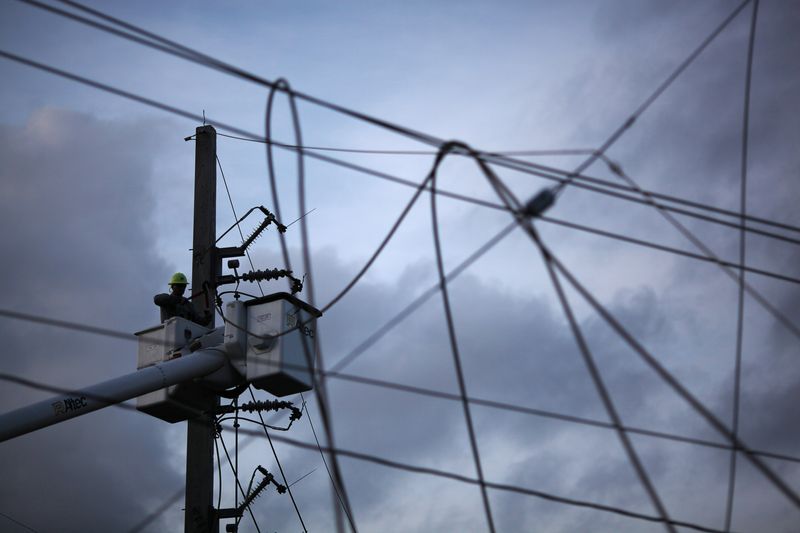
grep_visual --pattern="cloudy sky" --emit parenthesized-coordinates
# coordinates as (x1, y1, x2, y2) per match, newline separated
(1, 0, 799, 532)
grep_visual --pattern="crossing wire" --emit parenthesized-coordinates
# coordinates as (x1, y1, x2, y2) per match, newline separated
(2, 0, 796, 528)
(263, 79, 357, 533)
(300, 393, 358, 531)
(551, 0, 754, 196)
(3, 47, 799, 259)
(429, 143, 497, 532)
(471, 144, 675, 531)
(230, 427, 741, 533)
(20, 0, 761, 214)
(17, 0, 800, 242)
(725, 1, 759, 530)
(215, 154, 265, 297)
(246, 386, 308, 533)
(467, 142, 800, 510)
(599, 155, 800, 341)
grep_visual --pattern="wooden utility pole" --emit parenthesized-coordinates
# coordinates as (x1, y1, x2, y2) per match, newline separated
(186, 124, 218, 533)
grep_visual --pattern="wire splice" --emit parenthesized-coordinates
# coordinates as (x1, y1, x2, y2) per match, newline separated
(522, 188, 556, 218)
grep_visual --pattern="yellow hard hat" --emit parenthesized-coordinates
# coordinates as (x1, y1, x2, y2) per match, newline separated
(169, 272, 189, 286)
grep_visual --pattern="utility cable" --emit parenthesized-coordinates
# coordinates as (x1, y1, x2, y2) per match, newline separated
(725, 2, 759, 530)
(216, 154, 264, 297)
(217, 428, 262, 532)
(219, 129, 800, 241)
(18, 0, 795, 248)
(466, 143, 672, 531)
(470, 139, 800, 510)
(540, 238, 675, 532)
(600, 155, 800, 342)
(246, 386, 308, 532)
(429, 142, 497, 532)
(552, 0, 753, 196)
(264, 79, 357, 533)
(234, 428, 740, 533)
(25, 0, 756, 210)
(130, 430, 263, 533)
(511, 216, 800, 509)
(312, 369, 800, 464)
(218, 131, 596, 157)
(300, 393, 357, 532)
(3, 46, 797, 254)
(330, 220, 516, 373)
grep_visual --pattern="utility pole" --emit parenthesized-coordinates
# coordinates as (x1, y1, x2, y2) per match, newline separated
(185, 124, 218, 533)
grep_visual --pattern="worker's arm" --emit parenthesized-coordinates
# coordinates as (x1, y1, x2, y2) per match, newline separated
(154, 293, 180, 307)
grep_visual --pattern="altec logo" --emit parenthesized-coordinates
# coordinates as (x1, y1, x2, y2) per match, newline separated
(51, 396, 88, 416)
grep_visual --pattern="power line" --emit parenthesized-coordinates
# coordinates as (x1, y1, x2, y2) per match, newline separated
(476, 148, 678, 530)
(246, 386, 308, 532)
(725, 1, 759, 530)
(429, 143, 496, 532)
(434, 140, 800, 511)
(552, 0, 754, 196)
(300, 393, 357, 532)
(600, 156, 800, 342)
(217, 428, 262, 532)
(217, 132, 596, 157)
(468, 142, 800, 507)
(523, 222, 800, 509)
(3, 46, 798, 257)
(215, 154, 264, 297)
(21, 0, 762, 231)
(17, 0, 800, 247)
(263, 79, 356, 533)
(229, 428, 740, 533)
(217, 128, 800, 241)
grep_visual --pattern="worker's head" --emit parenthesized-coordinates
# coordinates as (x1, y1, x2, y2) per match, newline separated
(168, 272, 188, 295)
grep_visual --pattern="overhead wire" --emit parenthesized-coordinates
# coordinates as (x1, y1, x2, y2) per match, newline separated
(263, 78, 357, 533)
(229, 427, 740, 533)
(429, 142, 497, 532)
(2, 0, 795, 527)
(725, 1, 759, 530)
(22, 0, 762, 224)
(217, 132, 597, 157)
(467, 144, 674, 531)
(246, 385, 308, 533)
(3, 46, 799, 257)
(508, 217, 800, 509)
(215, 154, 264, 297)
(466, 135, 800, 510)
(217, 125, 800, 244)
(300, 393, 357, 532)
(217, 427, 262, 532)
(15, 0, 800, 245)
(599, 155, 800, 341)
(551, 0, 754, 196)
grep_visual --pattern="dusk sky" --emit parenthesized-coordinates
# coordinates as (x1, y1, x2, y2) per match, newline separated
(1, 1, 799, 532)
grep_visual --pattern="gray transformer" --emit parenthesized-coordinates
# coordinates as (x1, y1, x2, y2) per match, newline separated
(225, 293, 321, 397)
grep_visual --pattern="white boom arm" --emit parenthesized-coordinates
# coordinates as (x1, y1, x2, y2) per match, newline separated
(0, 348, 226, 443)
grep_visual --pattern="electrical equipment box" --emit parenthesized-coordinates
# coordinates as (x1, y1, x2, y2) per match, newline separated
(243, 293, 322, 397)
(134, 317, 213, 423)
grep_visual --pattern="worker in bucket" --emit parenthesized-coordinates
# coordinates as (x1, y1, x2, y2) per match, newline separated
(153, 272, 212, 326)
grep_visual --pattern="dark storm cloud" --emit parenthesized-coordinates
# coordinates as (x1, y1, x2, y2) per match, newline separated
(0, 109, 185, 532)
